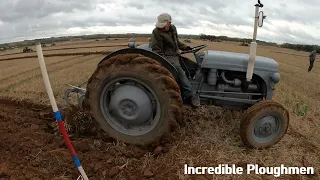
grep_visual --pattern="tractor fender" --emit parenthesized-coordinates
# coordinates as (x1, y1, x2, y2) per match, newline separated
(98, 48, 179, 80)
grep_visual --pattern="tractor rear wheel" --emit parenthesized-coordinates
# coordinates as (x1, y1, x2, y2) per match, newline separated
(240, 100, 289, 149)
(85, 54, 183, 145)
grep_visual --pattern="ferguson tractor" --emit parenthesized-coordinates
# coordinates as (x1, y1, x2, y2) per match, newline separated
(64, 0, 289, 149)
(23, 47, 33, 53)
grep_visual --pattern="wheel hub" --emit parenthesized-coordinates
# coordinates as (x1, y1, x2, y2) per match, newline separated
(109, 84, 153, 125)
(119, 100, 138, 117)
(254, 115, 278, 138)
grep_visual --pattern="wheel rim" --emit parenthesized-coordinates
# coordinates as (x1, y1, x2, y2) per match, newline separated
(100, 77, 161, 136)
(252, 115, 281, 143)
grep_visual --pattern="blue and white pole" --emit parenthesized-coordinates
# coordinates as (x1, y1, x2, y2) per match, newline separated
(36, 43, 89, 180)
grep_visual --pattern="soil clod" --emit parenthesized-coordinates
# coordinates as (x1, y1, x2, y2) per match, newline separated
(109, 166, 120, 177)
(143, 169, 155, 178)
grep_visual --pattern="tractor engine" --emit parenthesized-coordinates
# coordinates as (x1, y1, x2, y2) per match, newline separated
(193, 67, 265, 110)
(190, 48, 279, 110)
(207, 69, 259, 93)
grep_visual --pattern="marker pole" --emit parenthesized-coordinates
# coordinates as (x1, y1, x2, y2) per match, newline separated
(36, 43, 89, 180)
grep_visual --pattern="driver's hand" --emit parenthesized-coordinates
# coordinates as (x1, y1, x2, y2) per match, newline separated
(184, 46, 192, 51)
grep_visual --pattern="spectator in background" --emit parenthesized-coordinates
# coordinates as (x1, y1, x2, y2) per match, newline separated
(308, 49, 317, 72)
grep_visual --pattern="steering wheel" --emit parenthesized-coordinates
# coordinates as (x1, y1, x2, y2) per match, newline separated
(180, 44, 208, 54)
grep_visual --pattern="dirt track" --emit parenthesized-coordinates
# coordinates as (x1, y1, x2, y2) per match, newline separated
(0, 51, 112, 62)
(0, 44, 127, 58)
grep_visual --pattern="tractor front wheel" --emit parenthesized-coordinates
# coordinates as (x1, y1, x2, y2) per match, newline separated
(85, 54, 183, 145)
(240, 100, 289, 149)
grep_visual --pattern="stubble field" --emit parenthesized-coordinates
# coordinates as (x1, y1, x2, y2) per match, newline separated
(0, 37, 319, 180)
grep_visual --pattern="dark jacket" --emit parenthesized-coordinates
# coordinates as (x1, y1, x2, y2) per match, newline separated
(309, 51, 316, 59)
(151, 24, 188, 57)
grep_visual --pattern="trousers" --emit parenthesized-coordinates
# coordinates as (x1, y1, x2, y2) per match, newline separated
(308, 58, 315, 72)
(166, 56, 194, 98)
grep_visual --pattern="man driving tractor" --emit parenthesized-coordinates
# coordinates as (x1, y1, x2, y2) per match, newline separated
(151, 13, 200, 108)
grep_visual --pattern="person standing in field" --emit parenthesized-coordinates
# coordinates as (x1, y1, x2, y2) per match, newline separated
(308, 49, 317, 72)
(150, 13, 200, 108)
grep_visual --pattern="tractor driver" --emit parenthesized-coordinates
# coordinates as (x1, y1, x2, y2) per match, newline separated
(151, 13, 200, 108)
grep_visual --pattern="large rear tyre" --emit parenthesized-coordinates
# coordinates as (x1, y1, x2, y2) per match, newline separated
(85, 54, 183, 145)
(240, 100, 289, 149)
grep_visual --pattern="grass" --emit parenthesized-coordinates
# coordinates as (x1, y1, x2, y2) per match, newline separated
(0, 37, 319, 179)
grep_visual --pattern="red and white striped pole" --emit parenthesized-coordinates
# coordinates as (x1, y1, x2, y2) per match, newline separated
(36, 42, 89, 180)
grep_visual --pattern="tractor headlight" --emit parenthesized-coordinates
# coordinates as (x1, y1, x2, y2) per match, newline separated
(271, 72, 280, 83)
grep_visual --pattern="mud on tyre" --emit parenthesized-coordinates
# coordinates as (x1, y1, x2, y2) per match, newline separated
(84, 54, 183, 145)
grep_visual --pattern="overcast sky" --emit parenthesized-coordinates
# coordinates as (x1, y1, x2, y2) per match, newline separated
(0, 0, 319, 45)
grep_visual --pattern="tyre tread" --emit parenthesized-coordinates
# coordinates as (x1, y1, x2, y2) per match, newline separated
(240, 100, 290, 149)
(85, 54, 183, 145)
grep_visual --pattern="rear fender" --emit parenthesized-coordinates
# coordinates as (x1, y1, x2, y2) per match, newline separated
(97, 48, 179, 79)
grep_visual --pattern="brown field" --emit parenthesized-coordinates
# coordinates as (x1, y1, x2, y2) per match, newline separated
(0, 37, 320, 180)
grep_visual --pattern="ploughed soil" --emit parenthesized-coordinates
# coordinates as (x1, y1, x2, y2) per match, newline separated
(0, 97, 161, 180)
(0, 97, 200, 180)
(0, 97, 319, 180)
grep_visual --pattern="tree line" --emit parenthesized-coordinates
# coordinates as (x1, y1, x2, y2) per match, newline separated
(199, 34, 318, 52)
(0, 33, 318, 53)
(279, 43, 319, 53)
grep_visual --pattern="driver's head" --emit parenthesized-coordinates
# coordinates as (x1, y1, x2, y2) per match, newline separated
(156, 13, 171, 31)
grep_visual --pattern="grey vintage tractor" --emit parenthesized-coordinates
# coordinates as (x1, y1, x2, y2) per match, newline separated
(23, 47, 33, 53)
(64, 0, 289, 149)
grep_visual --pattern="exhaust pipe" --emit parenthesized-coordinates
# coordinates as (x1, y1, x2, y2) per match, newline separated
(246, 42, 257, 82)
(246, 0, 265, 82)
